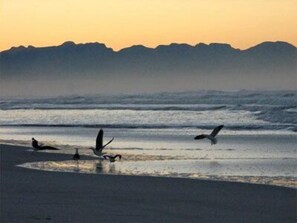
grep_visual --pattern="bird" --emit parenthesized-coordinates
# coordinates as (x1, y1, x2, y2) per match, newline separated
(89, 129, 114, 157)
(31, 138, 59, 151)
(72, 148, 80, 160)
(102, 154, 122, 163)
(194, 125, 224, 145)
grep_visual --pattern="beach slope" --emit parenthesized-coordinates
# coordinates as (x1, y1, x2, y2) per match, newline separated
(0, 144, 296, 223)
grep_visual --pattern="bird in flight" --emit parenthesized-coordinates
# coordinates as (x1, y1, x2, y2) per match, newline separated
(89, 129, 114, 157)
(194, 125, 224, 145)
(102, 154, 122, 162)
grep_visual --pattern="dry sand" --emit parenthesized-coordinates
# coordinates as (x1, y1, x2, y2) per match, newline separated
(0, 144, 296, 223)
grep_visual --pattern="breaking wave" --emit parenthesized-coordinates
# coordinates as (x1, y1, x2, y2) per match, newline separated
(0, 123, 295, 131)
(0, 90, 296, 132)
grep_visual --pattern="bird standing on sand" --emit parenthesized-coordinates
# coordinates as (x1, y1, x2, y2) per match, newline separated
(31, 138, 59, 151)
(72, 148, 80, 160)
(89, 129, 114, 157)
(194, 125, 224, 145)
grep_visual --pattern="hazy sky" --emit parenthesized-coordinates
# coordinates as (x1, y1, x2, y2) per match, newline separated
(1, 0, 297, 51)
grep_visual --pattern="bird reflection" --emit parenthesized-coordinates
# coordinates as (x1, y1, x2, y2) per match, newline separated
(94, 161, 118, 174)
(95, 161, 104, 173)
(108, 163, 116, 174)
(74, 161, 80, 173)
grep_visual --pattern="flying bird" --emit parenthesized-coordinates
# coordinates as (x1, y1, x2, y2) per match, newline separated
(89, 129, 114, 157)
(102, 154, 122, 163)
(194, 125, 224, 145)
(31, 138, 59, 151)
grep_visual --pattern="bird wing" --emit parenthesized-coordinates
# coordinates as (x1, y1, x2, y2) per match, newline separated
(210, 125, 224, 137)
(102, 137, 114, 149)
(96, 129, 103, 150)
(194, 134, 207, 140)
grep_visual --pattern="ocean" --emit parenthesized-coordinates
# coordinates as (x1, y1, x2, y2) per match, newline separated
(0, 90, 296, 187)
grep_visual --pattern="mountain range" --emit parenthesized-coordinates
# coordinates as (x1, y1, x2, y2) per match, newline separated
(1, 41, 296, 97)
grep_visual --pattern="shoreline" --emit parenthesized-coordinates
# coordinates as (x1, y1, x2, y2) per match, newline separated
(18, 159, 297, 190)
(1, 144, 296, 222)
(1, 141, 297, 188)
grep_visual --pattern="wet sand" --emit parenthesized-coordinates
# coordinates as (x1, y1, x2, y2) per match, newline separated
(0, 144, 296, 223)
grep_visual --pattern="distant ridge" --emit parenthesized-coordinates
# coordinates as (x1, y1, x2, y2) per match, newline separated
(2, 40, 296, 53)
(1, 41, 296, 96)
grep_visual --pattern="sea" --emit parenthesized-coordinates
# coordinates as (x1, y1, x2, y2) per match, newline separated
(0, 90, 296, 188)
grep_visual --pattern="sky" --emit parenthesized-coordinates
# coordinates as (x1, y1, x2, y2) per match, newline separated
(1, 0, 297, 51)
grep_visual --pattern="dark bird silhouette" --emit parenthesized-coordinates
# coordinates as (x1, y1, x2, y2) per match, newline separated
(103, 154, 122, 162)
(31, 138, 59, 151)
(89, 129, 114, 156)
(194, 125, 224, 145)
(72, 148, 80, 160)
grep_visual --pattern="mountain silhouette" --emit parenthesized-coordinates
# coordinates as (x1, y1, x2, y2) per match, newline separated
(1, 41, 296, 97)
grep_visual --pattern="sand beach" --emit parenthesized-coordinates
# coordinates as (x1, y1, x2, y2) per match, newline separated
(0, 144, 296, 223)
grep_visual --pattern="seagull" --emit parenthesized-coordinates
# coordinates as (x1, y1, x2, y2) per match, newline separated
(72, 148, 80, 160)
(194, 125, 224, 145)
(89, 129, 114, 157)
(102, 154, 122, 163)
(31, 138, 59, 151)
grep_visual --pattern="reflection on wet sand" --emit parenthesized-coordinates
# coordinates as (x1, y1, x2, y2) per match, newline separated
(19, 160, 121, 175)
(18, 159, 297, 188)
(95, 161, 116, 174)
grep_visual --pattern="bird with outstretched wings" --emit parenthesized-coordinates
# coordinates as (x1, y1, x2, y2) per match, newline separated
(194, 125, 224, 145)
